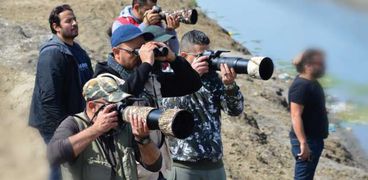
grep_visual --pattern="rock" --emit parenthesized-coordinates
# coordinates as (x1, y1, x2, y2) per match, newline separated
(278, 73, 290, 80)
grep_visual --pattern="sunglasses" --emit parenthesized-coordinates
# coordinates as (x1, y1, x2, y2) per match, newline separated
(186, 51, 205, 58)
(116, 47, 139, 56)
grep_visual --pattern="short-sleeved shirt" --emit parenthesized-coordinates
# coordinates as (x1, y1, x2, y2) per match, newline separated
(288, 76, 329, 139)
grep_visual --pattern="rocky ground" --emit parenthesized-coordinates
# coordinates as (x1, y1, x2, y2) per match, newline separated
(0, 0, 367, 179)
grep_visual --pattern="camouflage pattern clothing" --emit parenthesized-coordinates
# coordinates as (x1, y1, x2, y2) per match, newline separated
(83, 73, 132, 103)
(162, 70, 244, 162)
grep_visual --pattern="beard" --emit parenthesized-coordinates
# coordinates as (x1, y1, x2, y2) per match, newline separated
(312, 69, 325, 79)
(61, 26, 79, 40)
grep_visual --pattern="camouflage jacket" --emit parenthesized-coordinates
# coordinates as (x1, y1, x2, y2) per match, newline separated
(162, 70, 244, 162)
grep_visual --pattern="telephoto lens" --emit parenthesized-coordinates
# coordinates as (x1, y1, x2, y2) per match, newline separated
(210, 56, 274, 80)
(152, 5, 198, 25)
(119, 105, 195, 139)
(202, 50, 274, 80)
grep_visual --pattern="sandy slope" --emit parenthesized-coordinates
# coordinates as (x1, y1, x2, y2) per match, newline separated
(0, 0, 367, 179)
(0, 66, 48, 180)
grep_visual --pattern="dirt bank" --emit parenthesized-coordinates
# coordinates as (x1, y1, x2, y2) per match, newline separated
(0, 0, 367, 179)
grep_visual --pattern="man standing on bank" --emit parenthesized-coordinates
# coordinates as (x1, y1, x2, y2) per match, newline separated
(289, 49, 329, 180)
(29, 4, 93, 180)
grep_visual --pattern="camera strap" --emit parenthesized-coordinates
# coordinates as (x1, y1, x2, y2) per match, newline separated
(73, 112, 93, 127)
(73, 112, 119, 178)
(158, 132, 165, 148)
(97, 135, 119, 176)
(144, 74, 161, 108)
(151, 75, 160, 108)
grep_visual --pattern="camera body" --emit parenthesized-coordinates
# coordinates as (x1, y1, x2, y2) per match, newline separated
(200, 50, 274, 80)
(151, 5, 198, 25)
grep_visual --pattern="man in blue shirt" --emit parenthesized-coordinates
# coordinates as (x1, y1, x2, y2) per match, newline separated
(29, 4, 93, 180)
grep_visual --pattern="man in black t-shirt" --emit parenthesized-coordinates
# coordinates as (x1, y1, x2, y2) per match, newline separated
(288, 49, 328, 180)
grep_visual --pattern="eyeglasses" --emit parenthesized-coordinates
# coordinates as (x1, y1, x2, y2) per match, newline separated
(116, 47, 139, 56)
(93, 101, 116, 108)
(185, 51, 205, 58)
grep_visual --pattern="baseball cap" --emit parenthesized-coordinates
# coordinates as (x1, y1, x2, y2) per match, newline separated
(111, 24, 154, 47)
(143, 25, 175, 42)
(83, 74, 132, 103)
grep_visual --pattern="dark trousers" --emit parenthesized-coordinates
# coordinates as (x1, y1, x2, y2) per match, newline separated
(290, 137, 324, 180)
(39, 130, 61, 180)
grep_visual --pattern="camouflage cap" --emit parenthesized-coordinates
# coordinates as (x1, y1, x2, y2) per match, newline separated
(83, 73, 132, 103)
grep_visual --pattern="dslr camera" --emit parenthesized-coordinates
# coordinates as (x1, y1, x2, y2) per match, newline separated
(200, 50, 274, 80)
(151, 5, 198, 25)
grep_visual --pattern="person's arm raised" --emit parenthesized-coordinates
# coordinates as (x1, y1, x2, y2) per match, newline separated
(219, 64, 244, 116)
(68, 104, 118, 157)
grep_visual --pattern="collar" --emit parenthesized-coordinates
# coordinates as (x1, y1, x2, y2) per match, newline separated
(39, 35, 75, 56)
(107, 54, 134, 80)
(121, 5, 142, 24)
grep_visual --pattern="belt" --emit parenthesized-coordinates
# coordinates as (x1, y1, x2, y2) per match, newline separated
(173, 159, 224, 170)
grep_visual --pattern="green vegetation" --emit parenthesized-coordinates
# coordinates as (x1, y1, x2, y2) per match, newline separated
(188, 0, 198, 8)
(319, 75, 343, 89)
(335, 103, 368, 123)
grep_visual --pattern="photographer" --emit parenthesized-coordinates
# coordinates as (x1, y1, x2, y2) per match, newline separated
(112, 0, 180, 53)
(47, 75, 162, 180)
(94, 24, 201, 179)
(162, 30, 244, 180)
(94, 24, 201, 104)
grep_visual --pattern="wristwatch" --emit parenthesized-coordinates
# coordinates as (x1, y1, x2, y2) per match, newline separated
(135, 136, 152, 145)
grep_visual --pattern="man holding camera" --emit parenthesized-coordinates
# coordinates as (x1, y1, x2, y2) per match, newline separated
(112, 0, 180, 53)
(94, 24, 201, 179)
(47, 75, 162, 180)
(162, 30, 244, 180)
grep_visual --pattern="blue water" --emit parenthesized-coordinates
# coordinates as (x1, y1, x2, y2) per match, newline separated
(197, 0, 368, 103)
(340, 122, 368, 156)
(196, 0, 368, 155)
